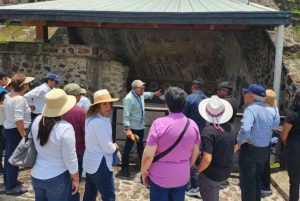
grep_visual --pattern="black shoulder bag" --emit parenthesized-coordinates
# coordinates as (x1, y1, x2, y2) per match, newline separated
(152, 119, 190, 162)
(141, 119, 190, 184)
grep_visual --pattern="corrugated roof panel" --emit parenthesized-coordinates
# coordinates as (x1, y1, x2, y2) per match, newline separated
(0, 0, 279, 12)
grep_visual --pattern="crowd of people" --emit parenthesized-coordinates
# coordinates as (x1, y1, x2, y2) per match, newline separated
(0, 71, 299, 201)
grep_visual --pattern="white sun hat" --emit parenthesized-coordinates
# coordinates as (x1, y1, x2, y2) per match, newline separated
(198, 95, 233, 131)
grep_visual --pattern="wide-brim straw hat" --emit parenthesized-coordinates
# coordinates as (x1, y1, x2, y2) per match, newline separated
(263, 89, 277, 107)
(42, 88, 76, 117)
(91, 89, 119, 106)
(199, 95, 233, 124)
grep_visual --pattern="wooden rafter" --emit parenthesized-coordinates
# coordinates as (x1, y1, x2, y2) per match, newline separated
(21, 20, 276, 31)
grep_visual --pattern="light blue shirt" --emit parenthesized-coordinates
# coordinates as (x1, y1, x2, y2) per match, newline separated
(237, 102, 280, 147)
(123, 90, 153, 130)
(76, 95, 91, 111)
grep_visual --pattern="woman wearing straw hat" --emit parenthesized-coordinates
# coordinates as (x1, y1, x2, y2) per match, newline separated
(31, 89, 79, 200)
(2, 73, 34, 195)
(83, 89, 120, 201)
(196, 95, 239, 201)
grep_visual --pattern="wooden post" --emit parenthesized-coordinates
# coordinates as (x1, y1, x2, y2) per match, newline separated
(35, 21, 49, 43)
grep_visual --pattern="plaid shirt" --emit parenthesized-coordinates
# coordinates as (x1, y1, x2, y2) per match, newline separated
(183, 90, 207, 132)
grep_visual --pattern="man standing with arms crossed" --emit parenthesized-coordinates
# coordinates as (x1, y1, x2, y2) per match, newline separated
(238, 84, 279, 201)
(122, 80, 162, 177)
(183, 78, 207, 196)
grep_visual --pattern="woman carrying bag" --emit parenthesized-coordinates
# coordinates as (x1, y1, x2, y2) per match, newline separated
(141, 87, 200, 201)
(83, 89, 121, 201)
(3, 74, 34, 195)
(31, 89, 79, 201)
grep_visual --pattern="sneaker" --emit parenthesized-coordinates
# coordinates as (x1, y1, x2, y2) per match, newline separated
(121, 167, 130, 177)
(185, 187, 200, 196)
(261, 186, 272, 196)
(5, 185, 28, 196)
(219, 180, 230, 189)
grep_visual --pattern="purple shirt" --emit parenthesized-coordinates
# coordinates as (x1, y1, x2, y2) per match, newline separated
(147, 113, 200, 188)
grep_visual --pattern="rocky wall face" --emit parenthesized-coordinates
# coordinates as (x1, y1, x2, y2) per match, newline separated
(234, 30, 291, 113)
(70, 28, 230, 96)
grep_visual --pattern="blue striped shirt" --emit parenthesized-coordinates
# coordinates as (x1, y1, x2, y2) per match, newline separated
(123, 90, 153, 130)
(237, 102, 280, 147)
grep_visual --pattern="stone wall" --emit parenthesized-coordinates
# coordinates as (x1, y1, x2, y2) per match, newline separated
(0, 42, 129, 97)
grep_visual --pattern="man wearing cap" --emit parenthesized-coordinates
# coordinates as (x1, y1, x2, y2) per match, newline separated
(122, 79, 162, 177)
(76, 85, 91, 111)
(217, 82, 239, 124)
(183, 78, 207, 196)
(24, 72, 61, 120)
(217, 81, 239, 189)
(261, 89, 280, 196)
(63, 83, 86, 201)
(0, 72, 8, 175)
(237, 84, 279, 201)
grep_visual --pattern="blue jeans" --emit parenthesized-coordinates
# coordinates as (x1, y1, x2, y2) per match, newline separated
(190, 156, 201, 188)
(83, 157, 115, 201)
(149, 178, 187, 201)
(31, 170, 71, 201)
(239, 143, 269, 201)
(122, 129, 144, 167)
(2, 127, 22, 190)
(68, 154, 83, 201)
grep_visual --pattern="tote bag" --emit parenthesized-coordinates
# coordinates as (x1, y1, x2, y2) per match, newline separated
(9, 120, 37, 168)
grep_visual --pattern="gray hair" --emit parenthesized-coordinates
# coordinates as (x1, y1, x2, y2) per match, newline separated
(254, 95, 265, 102)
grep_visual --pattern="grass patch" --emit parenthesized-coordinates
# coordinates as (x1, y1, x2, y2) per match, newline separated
(295, 25, 300, 36)
(291, 8, 300, 14)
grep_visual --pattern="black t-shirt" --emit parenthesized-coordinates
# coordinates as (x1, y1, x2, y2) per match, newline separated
(224, 96, 239, 124)
(202, 122, 237, 182)
(285, 111, 300, 143)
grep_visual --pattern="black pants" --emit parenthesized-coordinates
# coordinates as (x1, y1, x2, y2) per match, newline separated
(286, 140, 300, 201)
(239, 143, 269, 201)
(261, 154, 271, 189)
(122, 129, 144, 167)
(0, 125, 5, 169)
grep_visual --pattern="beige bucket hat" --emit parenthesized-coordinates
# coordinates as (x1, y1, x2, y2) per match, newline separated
(42, 89, 76, 117)
(263, 89, 277, 107)
(91, 89, 119, 106)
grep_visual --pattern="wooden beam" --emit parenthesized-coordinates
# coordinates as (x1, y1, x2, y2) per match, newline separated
(21, 20, 275, 31)
(35, 20, 49, 43)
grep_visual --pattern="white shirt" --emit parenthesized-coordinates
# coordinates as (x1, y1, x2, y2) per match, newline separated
(76, 95, 91, 111)
(31, 115, 78, 179)
(24, 83, 52, 114)
(0, 105, 5, 126)
(83, 114, 116, 174)
(3, 95, 31, 129)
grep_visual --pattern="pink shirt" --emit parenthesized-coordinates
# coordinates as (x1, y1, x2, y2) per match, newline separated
(147, 113, 200, 188)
